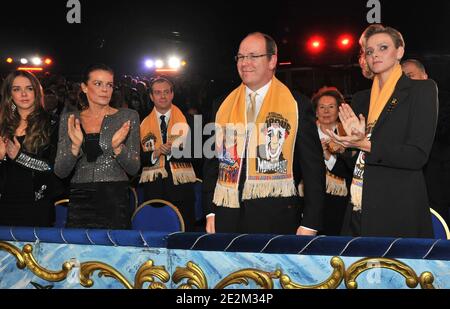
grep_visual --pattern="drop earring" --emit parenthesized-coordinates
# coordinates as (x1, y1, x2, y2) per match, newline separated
(11, 103, 16, 112)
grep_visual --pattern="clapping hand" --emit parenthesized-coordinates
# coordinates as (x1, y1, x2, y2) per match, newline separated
(338, 104, 366, 137)
(159, 142, 172, 155)
(328, 140, 345, 154)
(5, 136, 21, 160)
(153, 142, 172, 158)
(0, 137, 7, 160)
(68, 115, 83, 156)
(112, 120, 131, 156)
(327, 104, 368, 150)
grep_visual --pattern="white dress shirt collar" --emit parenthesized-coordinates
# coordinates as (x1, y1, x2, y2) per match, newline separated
(155, 109, 171, 124)
(317, 124, 338, 171)
(245, 80, 272, 118)
(317, 124, 337, 142)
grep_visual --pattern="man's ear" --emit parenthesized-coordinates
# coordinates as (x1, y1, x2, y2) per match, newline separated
(269, 54, 278, 71)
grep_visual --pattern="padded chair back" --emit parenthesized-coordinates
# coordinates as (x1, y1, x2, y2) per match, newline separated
(135, 183, 146, 206)
(431, 208, 450, 239)
(54, 199, 69, 228)
(131, 199, 185, 232)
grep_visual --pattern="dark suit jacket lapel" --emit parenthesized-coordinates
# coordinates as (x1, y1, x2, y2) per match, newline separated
(371, 74, 412, 134)
(359, 92, 370, 117)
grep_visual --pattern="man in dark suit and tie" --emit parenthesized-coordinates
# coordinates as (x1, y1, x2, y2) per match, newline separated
(203, 32, 325, 235)
(139, 77, 197, 231)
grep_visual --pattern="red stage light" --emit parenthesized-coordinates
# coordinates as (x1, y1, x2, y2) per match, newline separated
(337, 34, 353, 50)
(44, 58, 52, 65)
(307, 36, 325, 53)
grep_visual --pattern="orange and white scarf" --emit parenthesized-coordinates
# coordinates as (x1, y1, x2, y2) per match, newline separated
(213, 77, 298, 208)
(139, 105, 196, 185)
(299, 123, 347, 197)
(324, 123, 348, 197)
(351, 64, 403, 210)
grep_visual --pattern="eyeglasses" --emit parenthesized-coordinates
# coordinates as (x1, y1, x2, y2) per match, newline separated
(234, 54, 273, 62)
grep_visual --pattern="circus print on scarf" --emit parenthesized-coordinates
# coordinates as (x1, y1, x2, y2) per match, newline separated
(256, 112, 291, 175)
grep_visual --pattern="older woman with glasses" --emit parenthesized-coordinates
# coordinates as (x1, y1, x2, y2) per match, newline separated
(311, 87, 353, 236)
(55, 64, 140, 229)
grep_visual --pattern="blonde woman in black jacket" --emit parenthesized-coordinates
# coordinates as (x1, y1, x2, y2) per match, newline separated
(328, 25, 438, 238)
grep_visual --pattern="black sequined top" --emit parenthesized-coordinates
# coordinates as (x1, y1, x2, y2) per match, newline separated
(54, 108, 141, 183)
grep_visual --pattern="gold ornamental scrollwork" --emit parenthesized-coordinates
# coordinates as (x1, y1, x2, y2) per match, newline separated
(0, 242, 169, 289)
(345, 258, 435, 289)
(22, 244, 73, 282)
(0, 241, 438, 289)
(419, 272, 435, 289)
(79, 261, 133, 288)
(0, 242, 72, 282)
(172, 261, 208, 289)
(134, 260, 170, 289)
(277, 256, 345, 289)
(175, 257, 345, 289)
(215, 269, 275, 289)
(0, 241, 26, 269)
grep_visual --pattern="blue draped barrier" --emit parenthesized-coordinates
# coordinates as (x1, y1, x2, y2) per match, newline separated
(0, 226, 169, 248)
(1, 226, 450, 289)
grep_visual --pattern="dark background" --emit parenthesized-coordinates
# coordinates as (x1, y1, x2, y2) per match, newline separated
(1, 0, 449, 95)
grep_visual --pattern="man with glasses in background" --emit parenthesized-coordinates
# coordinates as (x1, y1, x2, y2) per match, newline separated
(203, 32, 325, 235)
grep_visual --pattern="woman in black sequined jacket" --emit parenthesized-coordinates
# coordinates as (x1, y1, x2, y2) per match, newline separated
(0, 70, 63, 227)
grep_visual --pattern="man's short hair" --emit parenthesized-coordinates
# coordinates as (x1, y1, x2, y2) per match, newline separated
(401, 59, 427, 73)
(149, 76, 174, 93)
(246, 32, 278, 59)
